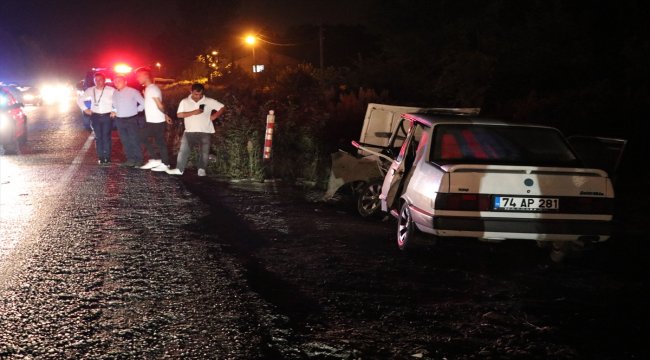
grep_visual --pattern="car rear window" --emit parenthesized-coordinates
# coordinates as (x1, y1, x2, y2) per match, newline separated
(431, 124, 580, 167)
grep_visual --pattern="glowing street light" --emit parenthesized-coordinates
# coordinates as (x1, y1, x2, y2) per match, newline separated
(155, 62, 161, 70)
(211, 50, 218, 56)
(245, 35, 256, 45)
(244, 35, 258, 73)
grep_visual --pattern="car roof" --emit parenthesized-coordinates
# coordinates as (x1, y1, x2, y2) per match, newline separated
(403, 112, 559, 130)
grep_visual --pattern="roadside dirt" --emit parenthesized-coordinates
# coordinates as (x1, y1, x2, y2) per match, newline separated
(184, 176, 649, 359)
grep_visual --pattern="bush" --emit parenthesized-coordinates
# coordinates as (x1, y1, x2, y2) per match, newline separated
(162, 64, 387, 185)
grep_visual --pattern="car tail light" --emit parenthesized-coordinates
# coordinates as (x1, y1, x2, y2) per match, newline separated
(434, 193, 491, 211)
(562, 197, 614, 214)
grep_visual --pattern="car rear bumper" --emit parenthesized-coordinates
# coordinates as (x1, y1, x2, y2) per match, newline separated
(408, 204, 612, 241)
(432, 216, 612, 236)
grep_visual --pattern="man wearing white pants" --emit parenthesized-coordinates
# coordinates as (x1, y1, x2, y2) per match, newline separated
(162, 83, 225, 176)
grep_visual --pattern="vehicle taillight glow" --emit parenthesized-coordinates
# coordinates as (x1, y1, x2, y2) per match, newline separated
(434, 193, 491, 211)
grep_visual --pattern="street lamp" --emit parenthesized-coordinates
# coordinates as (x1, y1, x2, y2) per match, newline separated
(245, 35, 257, 73)
(155, 62, 161, 73)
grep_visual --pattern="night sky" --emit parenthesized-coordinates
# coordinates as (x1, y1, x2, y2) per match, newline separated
(0, 0, 369, 82)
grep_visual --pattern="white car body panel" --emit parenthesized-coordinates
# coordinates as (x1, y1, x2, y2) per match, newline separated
(382, 116, 622, 243)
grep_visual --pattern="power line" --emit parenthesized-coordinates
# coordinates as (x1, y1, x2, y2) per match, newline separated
(255, 34, 317, 47)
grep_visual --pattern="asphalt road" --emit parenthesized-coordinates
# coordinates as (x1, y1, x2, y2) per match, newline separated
(0, 104, 281, 358)
(1, 102, 649, 360)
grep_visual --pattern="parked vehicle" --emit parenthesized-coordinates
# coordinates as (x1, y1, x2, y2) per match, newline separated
(324, 103, 475, 218)
(0, 87, 27, 154)
(366, 111, 625, 261)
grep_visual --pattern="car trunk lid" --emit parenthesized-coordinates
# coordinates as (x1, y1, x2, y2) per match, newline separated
(443, 164, 611, 198)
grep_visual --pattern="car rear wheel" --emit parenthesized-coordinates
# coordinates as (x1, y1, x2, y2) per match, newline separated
(397, 202, 417, 250)
(0, 123, 19, 155)
(356, 180, 383, 218)
(1, 138, 19, 155)
(18, 118, 27, 144)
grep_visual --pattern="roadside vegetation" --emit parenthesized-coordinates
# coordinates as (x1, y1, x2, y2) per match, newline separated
(156, 1, 647, 185)
(162, 64, 387, 184)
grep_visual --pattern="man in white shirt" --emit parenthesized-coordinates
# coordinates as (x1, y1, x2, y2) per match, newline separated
(162, 83, 224, 176)
(76, 72, 116, 165)
(135, 67, 172, 171)
(110, 75, 145, 167)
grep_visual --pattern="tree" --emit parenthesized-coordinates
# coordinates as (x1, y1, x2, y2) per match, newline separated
(151, 0, 242, 77)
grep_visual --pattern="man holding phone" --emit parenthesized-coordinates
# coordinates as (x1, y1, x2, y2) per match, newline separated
(160, 83, 224, 176)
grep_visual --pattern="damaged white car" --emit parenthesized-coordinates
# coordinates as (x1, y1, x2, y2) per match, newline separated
(324, 103, 449, 218)
(370, 110, 626, 260)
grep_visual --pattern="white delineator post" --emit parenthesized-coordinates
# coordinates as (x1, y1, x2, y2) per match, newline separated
(263, 110, 275, 160)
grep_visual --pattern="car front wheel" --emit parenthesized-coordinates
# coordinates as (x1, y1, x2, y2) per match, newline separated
(356, 180, 383, 218)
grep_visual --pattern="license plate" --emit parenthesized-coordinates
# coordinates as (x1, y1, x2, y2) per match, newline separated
(494, 196, 559, 211)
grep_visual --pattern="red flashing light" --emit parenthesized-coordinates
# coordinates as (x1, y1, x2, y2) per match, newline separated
(114, 64, 133, 74)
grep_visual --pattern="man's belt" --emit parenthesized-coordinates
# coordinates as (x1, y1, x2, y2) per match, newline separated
(116, 114, 139, 119)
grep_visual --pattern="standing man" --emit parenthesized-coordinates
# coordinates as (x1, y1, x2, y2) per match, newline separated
(161, 83, 224, 176)
(111, 75, 144, 167)
(135, 67, 172, 171)
(77, 72, 115, 165)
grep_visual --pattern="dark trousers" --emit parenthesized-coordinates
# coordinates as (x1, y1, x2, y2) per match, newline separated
(176, 132, 211, 171)
(140, 122, 169, 164)
(115, 115, 143, 163)
(90, 113, 113, 161)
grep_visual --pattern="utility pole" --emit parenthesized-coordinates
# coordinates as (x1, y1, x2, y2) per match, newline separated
(319, 25, 324, 71)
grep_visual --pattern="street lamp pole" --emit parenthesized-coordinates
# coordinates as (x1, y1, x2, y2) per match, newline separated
(252, 46, 256, 73)
(245, 35, 257, 73)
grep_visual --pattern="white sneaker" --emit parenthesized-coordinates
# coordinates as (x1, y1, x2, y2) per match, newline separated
(139, 159, 161, 170)
(197, 169, 206, 177)
(151, 163, 170, 172)
(166, 168, 183, 175)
